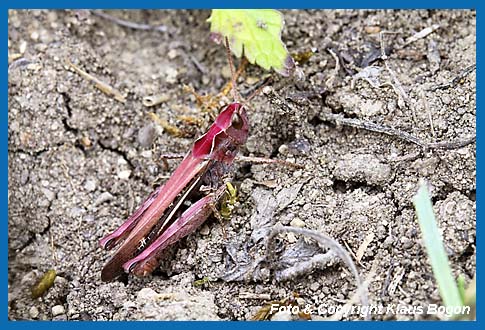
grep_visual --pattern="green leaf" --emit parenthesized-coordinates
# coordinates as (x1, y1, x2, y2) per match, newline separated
(413, 180, 463, 311)
(207, 9, 295, 76)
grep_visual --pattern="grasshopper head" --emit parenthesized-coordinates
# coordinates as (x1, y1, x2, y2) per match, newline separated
(224, 102, 249, 146)
(192, 102, 248, 160)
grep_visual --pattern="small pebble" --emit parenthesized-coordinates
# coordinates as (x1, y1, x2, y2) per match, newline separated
(118, 170, 131, 180)
(41, 187, 55, 201)
(53, 314, 68, 321)
(84, 179, 96, 192)
(137, 287, 159, 301)
(52, 305, 65, 317)
(245, 76, 259, 85)
(20, 170, 30, 185)
(287, 232, 297, 243)
(30, 31, 39, 41)
(138, 124, 156, 148)
(50, 122, 59, 131)
(19, 40, 27, 54)
(84, 214, 95, 223)
(69, 207, 86, 218)
(167, 49, 178, 59)
(199, 224, 210, 236)
(441, 94, 452, 105)
(278, 144, 288, 155)
(80, 136, 92, 148)
(29, 306, 39, 319)
(400, 237, 414, 249)
(289, 218, 305, 228)
(288, 138, 311, 155)
(310, 282, 320, 291)
(95, 192, 114, 206)
(165, 67, 178, 84)
(262, 86, 272, 95)
(141, 150, 152, 158)
(364, 26, 381, 34)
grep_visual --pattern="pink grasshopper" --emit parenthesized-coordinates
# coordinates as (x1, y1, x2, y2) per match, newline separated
(99, 37, 276, 281)
(99, 100, 249, 281)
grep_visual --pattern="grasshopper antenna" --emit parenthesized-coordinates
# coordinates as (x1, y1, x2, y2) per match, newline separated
(240, 76, 273, 113)
(224, 37, 243, 102)
(224, 36, 270, 112)
(246, 76, 272, 104)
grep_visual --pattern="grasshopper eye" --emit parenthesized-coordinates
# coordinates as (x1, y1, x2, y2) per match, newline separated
(231, 112, 244, 129)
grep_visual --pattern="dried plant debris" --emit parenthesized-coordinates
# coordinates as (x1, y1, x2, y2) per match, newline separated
(266, 225, 369, 309)
(66, 60, 126, 103)
(318, 112, 475, 151)
(269, 238, 338, 282)
(352, 66, 385, 89)
(251, 293, 311, 321)
(251, 183, 304, 243)
(222, 181, 369, 308)
(248, 187, 280, 243)
(224, 183, 305, 282)
(402, 24, 440, 47)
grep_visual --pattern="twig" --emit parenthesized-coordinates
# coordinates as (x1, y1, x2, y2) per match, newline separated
(49, 230, 58, 264)
(238, 292, 272, 300)
(159, 153, 185, 160)
(403, 24, 440, 47)
(148, 112, 187, 137)
(387, 266, 406, 296)
(66, 59, 126, 103)
(329, 260, 377, 320)
(325, 48, 340, 88)
(379, 32, 413, 118)
(235, 155, 303, 169)
(427, 64, 476, 92)
(91, 10, 168, 32)
(343, 240, 358, 262)
(420, 89, 436, 137)
(356, 232, 375, 264)
(426, 137, 476, 150)
(188, 54, 207, 74)
(143, 94, 170, 107)
(318, 112, 475, 151)
(225, 37, 239, 102)
(380, 260, 396, 298)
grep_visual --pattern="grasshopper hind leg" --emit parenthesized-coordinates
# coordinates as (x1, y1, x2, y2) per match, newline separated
(124, 185, 227, 277)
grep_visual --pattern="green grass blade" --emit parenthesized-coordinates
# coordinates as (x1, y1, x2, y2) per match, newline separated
(413, 180, 463, 309)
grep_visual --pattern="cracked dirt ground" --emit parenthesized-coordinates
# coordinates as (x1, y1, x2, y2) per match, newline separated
(8, 10, 475, 320)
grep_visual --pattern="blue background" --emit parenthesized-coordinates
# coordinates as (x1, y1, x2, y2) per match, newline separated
(3, 0, 480, 327)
